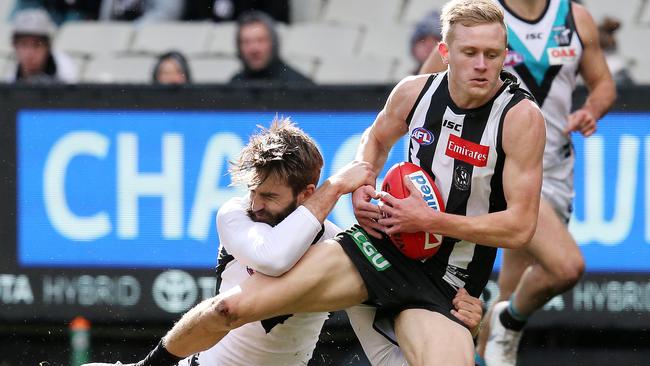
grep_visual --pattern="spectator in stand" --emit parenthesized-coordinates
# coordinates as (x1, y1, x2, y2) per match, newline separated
(11, 0, 100, 25)
(599, 17, 634, 85)
(152, 51, 192, 85)
(409, 10, 442, 74)
(229, 10, 312, 86)
(99, 0, 185, 22)
(8, 8, 78, 84)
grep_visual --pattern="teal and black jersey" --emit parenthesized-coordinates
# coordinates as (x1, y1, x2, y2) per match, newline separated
(497, 0, 583, 170)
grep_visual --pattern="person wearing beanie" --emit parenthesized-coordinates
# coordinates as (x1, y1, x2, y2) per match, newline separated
(9, 7, 78, 84)
(229, 10, 313, 86)
(410, 10, 442, 74)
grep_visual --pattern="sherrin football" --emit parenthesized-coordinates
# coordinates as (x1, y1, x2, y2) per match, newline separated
(381, 162, 445, 260)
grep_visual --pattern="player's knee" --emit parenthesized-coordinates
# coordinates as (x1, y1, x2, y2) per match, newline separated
(552, 253, 584, 290)
(205, 295, 245, 331)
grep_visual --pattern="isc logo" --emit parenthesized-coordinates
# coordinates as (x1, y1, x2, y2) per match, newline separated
(408, 171, 441, 211)
(526, 32, 543, 40)
(443, 119, 462, 132)
(410, 127, 434, 146)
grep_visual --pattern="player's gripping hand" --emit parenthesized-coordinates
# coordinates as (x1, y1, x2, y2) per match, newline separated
(565, 108, 596, 137)
(352, 185, 383, 239)
(451, 288, 483, 338)
(328, 160, 376, 195)
(377, 176, 439, 235)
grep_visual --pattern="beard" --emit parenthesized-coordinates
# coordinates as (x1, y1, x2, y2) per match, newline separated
(247, 198, 299, 227)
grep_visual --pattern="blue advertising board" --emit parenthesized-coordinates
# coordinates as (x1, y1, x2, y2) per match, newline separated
(17, 110, 406, 268)
(17, 110, 650, 272)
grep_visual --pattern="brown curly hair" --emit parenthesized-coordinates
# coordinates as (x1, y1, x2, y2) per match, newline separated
(230, 117, 323, 195)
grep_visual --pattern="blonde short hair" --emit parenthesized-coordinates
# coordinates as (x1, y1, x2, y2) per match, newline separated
(440, 0, 507, 44)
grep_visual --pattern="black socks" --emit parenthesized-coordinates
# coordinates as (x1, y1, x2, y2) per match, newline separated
(499, 305, 527, 331)
(136, 340, 183, 366)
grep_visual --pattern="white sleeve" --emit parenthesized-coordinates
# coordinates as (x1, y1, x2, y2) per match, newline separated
(216, 197, 322, 277)
(345, 305, 408, 366)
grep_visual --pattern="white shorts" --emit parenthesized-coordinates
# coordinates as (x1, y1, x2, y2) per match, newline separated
(541, 144, 575, 224)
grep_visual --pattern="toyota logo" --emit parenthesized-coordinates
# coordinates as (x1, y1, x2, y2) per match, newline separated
(152, 270, 198, 313)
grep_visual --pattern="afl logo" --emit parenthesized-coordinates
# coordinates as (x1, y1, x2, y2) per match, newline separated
(504, 50, 524, 67)
(411, 127, 434, 146)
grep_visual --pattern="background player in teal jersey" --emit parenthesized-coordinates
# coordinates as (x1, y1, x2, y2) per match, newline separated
(421, 1, 616, 365)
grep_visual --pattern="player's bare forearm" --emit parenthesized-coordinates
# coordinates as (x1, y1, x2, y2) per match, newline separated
(581, 77, 616, 121)
(356, 126, 392, 176)
(303, 160, 376, 222)
(573, 1, 617, 121)
(162, 297, 225, 357)
(302, 180, 345, 223)
(426, 208, 536, 249)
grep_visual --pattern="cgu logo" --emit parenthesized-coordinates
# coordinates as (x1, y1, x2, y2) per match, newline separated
(569, 135, 645, 246)
(410, 127, 434, 146)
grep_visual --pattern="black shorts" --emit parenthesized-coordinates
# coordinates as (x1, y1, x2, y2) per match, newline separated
(336, 225, 465, 342)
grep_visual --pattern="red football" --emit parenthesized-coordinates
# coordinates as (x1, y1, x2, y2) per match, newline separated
(381, 162, 445, 260)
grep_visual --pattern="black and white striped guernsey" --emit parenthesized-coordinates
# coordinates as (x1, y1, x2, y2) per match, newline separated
(406, 70, 534, 297)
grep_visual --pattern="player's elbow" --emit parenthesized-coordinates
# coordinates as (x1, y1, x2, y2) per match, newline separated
(253, 255, 295, 277)
(507, 220, 536, 249)
(255, 262, 291, 277)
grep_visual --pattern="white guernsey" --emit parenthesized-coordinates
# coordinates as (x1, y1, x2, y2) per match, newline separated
(177, 196, 408, 366)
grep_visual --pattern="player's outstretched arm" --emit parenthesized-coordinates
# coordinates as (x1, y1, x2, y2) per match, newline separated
(220, 160, 374, 277)
(353, 75, 431, 238)
(303, 159, 376, 223)
(565, 2, 616, 137)
(378, 99, 545, 249)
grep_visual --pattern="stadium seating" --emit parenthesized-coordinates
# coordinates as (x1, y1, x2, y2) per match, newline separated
(83, 55, 155, 83)
(189, 57, 240, 83)
(0, 23, 12, 56)
(359, 24, 412, 62)
(206, 22, 238, 57)
(581, 0, 644, 24)
(314, 55, 393, 84)
(322, 0, 403, 27)
(130, 22, 213, 56)
(0, 0, 15, 22)
(0, 0, 649, 84)
(282, 22, 362, 60)
(54, 21, 133, 58)
(394, 58, 418, 80)
(290, 0, 324, 23)
(639, 1, 650, 24)
(402, 0, 449, 24)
